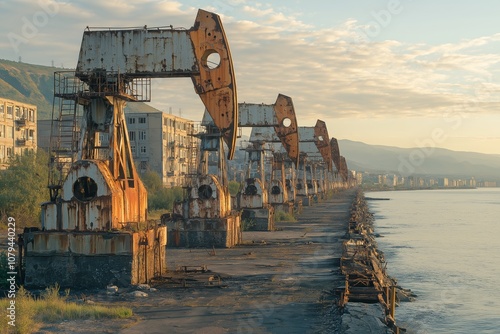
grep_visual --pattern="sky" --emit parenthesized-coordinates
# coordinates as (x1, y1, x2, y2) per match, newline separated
(1, 0, 500, 154)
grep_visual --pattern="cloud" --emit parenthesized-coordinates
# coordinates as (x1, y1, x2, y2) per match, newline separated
(2, 1, 500, 128)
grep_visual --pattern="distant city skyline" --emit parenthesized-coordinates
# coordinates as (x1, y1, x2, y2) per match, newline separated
(1, 1, 500, 154)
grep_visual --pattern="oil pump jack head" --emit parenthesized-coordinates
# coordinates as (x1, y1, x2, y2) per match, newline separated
(273, 94, 299, 167)
(330, 137, 341, 172)
(190, 9, 238, 160)
(313, 120, 333, 172)
(75, 9, 238, 160)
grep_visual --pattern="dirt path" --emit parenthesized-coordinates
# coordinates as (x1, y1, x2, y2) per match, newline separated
(39, 189, 356, 334)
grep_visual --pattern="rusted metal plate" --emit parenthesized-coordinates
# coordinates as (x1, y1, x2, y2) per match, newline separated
(190, 10, 238, 160)
(242, 94, 299, 166)
(340, 156, 349, 182)
(249, 127, 279, 142)
(176, 174, 232, 219)
(298, 122, 332, 197)
(313, 120, 333, 172)
(76, 30, 197, 76)
(238, 103, 276, 126)
(268, 179, 287, 204)
(330, 137, 341, 172)
(298, 142, 323, 161)
(238, 178, 267, 209)
(51, 159, 147, 231)
(27, 232, 132, 255)
(273, 94, 299, 167)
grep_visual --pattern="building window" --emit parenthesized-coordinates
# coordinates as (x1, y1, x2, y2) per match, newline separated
(128, 117, 136, 124)
(130, 144, 136, 155)
(15, 107, 21, 119)
(29, 109, 34, 122)
(139, 117, 146, 124)
(140, 146, 147, 154)
(6, 147, 12, 157)
(7, 106, 13, 119)
(0, 125, 4, 138)
(129, 131, 136, 141)
(139, 131, 146, 141)
(0, 104, 4, 116)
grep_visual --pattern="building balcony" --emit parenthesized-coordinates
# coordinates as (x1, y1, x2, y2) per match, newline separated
(15, 118, 27, 127)
(16, 138, 26, 146)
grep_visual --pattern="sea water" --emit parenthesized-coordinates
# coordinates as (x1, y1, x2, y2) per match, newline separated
(367, 188, 500, 334)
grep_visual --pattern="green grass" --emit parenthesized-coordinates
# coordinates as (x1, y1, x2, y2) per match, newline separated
(0, 285, 132, 334)
(228, 181, 240, 196)
(274, 210, 297, 222)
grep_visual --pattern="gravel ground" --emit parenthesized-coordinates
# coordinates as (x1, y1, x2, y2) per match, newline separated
(38, 189, 356, 334)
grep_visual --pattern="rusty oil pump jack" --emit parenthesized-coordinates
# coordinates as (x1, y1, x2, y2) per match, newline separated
(165, 109, 241, 248)
(245, 95, 300, 217)
(20, 10, 237, 287)
(237, 94, 299, 230)
(158, 10, 240, 249)
(296, 120, 333, 206)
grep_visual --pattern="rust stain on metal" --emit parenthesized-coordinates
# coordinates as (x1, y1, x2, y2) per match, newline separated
(173, 174, 232, 219)
(313, 120, 333, 171)
(340, 156, 349, 182)
(330, 137, 341, 172)
(239, 178, 267, 209)
(273, 94, 299, 167)
(189, 10, 238, 159)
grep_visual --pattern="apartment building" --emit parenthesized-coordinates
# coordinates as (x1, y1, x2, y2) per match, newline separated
(125, 106, 199, 187)
(0, 97, 37, 168)
(37, 103, 198, 187)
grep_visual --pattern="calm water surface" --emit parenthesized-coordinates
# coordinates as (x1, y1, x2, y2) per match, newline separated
(367, 188, 500, 334)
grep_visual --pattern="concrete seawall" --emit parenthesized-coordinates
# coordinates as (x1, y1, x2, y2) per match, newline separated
(339, 190, 404, 334)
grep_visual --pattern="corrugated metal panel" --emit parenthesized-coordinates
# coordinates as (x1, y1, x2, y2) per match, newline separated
(249, 127, 278, 142)
(238, 103, 276, 126)
(298, 127, 315, 142)
(76, 30, 197, 76)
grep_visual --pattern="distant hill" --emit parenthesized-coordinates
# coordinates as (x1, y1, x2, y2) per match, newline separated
(339, 139, 500, 181)
(0, 58, 160, 119)
(0, 58, 56, 119)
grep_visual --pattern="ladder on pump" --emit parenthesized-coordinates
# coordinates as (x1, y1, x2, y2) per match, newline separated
(48, 72, 84, 200)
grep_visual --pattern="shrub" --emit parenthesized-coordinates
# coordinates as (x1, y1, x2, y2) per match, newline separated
(228, 181, 240, 196)
(275, 210, 297, 222)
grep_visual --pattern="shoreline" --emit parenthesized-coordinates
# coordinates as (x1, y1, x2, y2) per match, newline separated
(339, 190, 411, 334)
